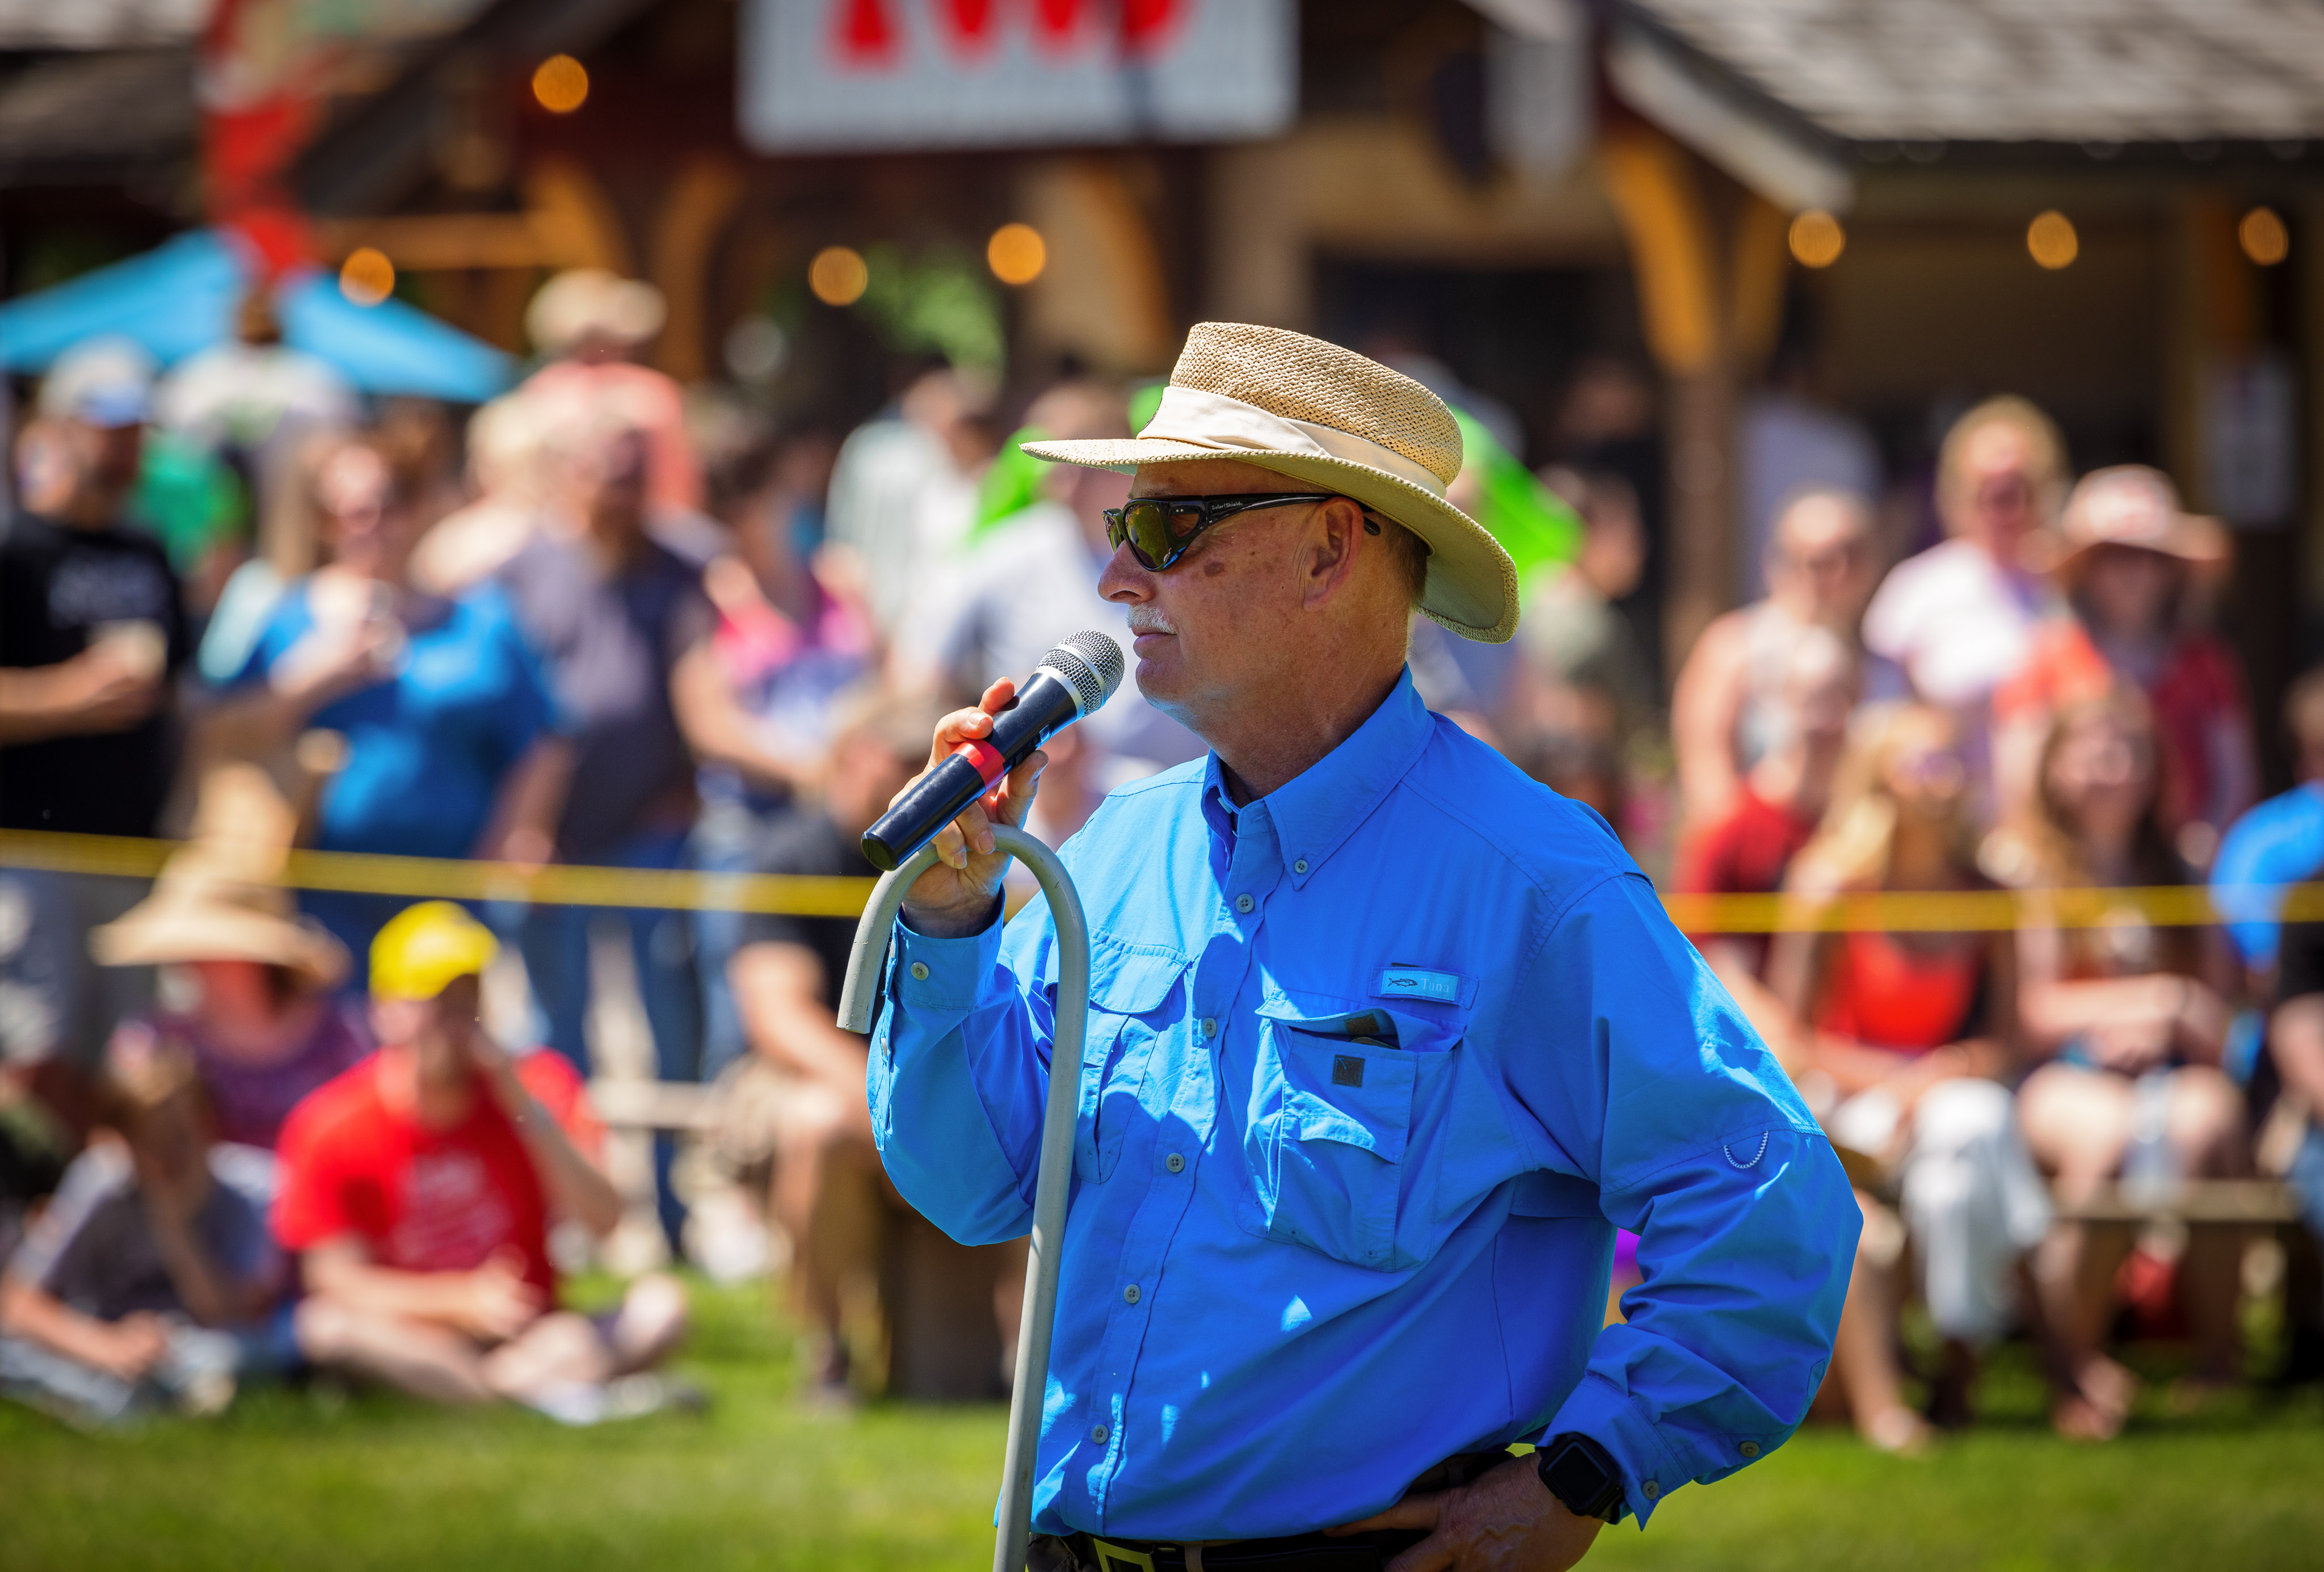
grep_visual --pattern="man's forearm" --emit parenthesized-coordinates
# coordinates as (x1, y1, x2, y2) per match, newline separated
(0, 667, 79, 743)
(304, 1257, 481, 1325)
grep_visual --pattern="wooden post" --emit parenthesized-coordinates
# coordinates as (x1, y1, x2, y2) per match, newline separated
(1596, 128, 1749, 683)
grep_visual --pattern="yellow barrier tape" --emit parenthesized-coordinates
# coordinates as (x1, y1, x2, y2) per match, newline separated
(0, 830, 877, 918)
(2, 829, 2317, 933)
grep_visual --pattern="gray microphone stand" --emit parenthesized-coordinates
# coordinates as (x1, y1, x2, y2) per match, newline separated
(836, 824, 1088, 1572)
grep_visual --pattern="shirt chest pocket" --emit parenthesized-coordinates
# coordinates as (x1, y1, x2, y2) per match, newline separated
(1073, 940, 1188, 1184)
(1237, 1001, 1463, 1272)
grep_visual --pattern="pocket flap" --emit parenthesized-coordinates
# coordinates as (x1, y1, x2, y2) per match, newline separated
(1287, 1088, 1409, 1162)
(1088, 938, 1189, 1014)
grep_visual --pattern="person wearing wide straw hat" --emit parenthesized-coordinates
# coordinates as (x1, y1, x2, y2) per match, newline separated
(870, 323, 1855, 1571)
(1992, 464, 2255, 860)
(87, 765, 369, 1152)
(521, 267, 700, 514)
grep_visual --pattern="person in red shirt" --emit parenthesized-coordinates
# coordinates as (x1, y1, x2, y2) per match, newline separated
(1993, 465, 2255, 867)
(1674, 624, 1858, 1008)
(276, 902, 687, 1419)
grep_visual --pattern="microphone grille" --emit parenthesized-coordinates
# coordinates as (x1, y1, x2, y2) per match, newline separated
(1039, 631, 1125, 717)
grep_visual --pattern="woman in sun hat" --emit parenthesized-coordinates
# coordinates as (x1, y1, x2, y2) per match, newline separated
(1991, 464, 2254, 865)
(870, 322, 1854, 1570)
(90, 766, 369, 1151)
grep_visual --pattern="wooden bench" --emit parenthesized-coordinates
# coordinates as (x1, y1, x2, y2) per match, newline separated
(2052, 1179, 2302, 1227)
(586, 1078, 719, 1134)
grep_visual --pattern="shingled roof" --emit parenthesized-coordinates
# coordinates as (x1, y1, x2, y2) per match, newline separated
(1619, 0, 2324, 146)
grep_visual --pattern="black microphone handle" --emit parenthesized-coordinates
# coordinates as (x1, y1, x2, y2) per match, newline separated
(861, 754, 993, 872)
(859, 670, 1086, 872)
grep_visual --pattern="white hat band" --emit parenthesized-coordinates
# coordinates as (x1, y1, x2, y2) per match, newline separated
(1136, 385, 1450, 499)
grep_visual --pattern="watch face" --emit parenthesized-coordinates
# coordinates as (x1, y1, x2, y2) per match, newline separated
(1541, 1439, 1620, 1520)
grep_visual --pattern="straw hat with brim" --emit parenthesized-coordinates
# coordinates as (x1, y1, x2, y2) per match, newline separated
(1023, 322, 1519, 643)
(91, 852, 348, 991)
(2024, 463, 2228, 583)
(527, 268, 668, 356)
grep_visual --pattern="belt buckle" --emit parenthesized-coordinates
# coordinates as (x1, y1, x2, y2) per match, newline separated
(1090, 1540, 1159, 1572)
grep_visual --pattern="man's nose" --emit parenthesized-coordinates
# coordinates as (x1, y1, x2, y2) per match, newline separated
(1097, 540, 1153, 604)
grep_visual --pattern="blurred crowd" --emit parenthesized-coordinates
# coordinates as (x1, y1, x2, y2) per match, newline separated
(3, 271, 2324, 1440)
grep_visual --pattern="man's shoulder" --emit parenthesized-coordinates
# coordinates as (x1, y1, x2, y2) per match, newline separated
(1398, 718, 1635, 902)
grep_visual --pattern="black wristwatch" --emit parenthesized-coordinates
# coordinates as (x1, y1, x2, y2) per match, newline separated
(1535, 1432, 1627, 1524)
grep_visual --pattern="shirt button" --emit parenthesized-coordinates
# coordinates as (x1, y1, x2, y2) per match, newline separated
(908, 961, 929, 981)
(1641, 1480, 1660, 1500)
(1091, 1423, 1110, 1444)
(1165, 1152, 1186, 1172)
(1123, 1284, 1140, 1304)
(1294, 859, 1308, 875)
(1234, 893, 1254, 914)
(1201, 1018, 1218, 1038)
(1738, 1441, 1759, 1458)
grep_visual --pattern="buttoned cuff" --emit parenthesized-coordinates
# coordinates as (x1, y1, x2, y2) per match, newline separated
(892, 897, 1006, 1012)
(1540, 1374, 1695, 1529)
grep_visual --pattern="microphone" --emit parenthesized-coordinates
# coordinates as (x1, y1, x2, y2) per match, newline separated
(861, 631, 1125, 872)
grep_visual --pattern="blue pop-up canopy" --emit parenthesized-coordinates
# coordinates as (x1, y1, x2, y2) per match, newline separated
(0, 228, 514, 403)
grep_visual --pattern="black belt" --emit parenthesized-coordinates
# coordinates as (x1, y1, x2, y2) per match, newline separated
(1032, 1451, 1511, 1572)
(1043, 1528, 1425, 1572)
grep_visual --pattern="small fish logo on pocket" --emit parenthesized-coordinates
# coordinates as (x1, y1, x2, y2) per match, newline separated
(1332, 1054, 1366, 1087)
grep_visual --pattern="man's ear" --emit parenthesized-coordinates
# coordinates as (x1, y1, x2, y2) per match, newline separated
(1298, 495, 1368, 611)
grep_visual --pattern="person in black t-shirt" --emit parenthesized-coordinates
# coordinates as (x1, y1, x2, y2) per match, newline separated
(1, 347, 192, 1136)
(729, 696, 942, 1401)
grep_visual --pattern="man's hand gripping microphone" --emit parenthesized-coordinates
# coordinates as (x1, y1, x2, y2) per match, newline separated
(862, 631, 1126, 872)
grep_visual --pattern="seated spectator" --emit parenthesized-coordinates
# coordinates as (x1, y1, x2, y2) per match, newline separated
(1769, 703, 2046, 1445)
(1992, 690, 2248, 1432)
(1994, 466, 2254, 867)
(1673, 486, 1879, 830)
(2213, 665, 2324, 983)
(276, 902, 688, 1421)
(89, 764, 369, 1150)
(1675, 625, 1857, 1001)
(2, 343, 193, 1142)
(204, 436, 570, 973)
(0, 1036, 285, 1426)
(727, 698, 938, 1403)
(1862, 397, 2068, 819)
(496, 414, 717, 1252)
(1510, 466, 1652, 749)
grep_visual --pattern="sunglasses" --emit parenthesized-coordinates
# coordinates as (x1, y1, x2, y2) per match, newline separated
(1103, 492, 1352, 572)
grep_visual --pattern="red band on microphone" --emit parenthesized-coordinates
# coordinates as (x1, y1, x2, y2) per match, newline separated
(951, 738, 1009, 784)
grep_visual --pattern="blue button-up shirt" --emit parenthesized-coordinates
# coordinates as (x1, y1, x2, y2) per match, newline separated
(869, 670, 1855, 1539)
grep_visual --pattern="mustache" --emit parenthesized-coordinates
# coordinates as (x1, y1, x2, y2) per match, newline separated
(1125, 608, 1177, 636)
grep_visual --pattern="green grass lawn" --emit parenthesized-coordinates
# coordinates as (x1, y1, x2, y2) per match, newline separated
(4, 1276, 2322, 1571)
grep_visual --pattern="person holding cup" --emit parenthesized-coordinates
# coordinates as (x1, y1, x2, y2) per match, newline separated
(205, 437, 570, 981)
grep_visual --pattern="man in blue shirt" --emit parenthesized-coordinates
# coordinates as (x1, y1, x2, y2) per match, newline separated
(2212, 666, 2324, 977)
(872, 325, 1856, 1572)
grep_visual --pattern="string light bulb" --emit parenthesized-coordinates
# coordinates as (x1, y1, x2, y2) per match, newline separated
(1788, 210, 1845, 268)
(2027, 210, 2079, 270)
(339, 247, 394, 306)
(532, 54, 588, 114)
(809, 246, 870, 306)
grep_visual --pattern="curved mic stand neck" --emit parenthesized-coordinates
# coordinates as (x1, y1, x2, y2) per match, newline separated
(837, 826, 1090, 1572)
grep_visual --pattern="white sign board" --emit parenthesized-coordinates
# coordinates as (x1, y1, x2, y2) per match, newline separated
(740, 0, 1295, 153)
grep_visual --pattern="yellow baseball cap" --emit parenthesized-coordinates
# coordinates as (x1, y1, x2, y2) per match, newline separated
(370, 901, 499, 1002)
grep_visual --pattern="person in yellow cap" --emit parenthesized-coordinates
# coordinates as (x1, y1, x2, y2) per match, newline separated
(271, 902, 689, 1421)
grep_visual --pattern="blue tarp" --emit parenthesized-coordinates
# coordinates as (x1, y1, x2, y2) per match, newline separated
(0, 229, 514, 403)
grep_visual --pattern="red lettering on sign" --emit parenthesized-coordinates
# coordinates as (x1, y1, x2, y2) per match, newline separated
(1120, 0, 1182, 57)
(935, 0, 1001, 56)
(835, 0, 899, 65)
(1032, 0, 1088, 53)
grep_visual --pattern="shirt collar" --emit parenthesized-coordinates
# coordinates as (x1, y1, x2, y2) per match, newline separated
(1200, 667, 1433, 888)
